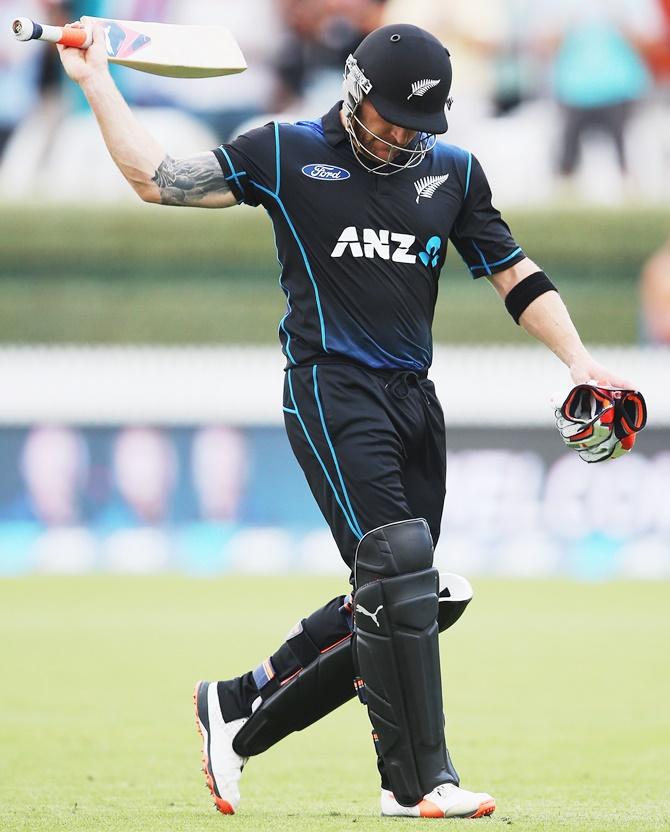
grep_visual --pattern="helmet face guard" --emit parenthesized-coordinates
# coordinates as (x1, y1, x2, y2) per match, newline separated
(341, 25, 452, 176)
(349, 117, 437, 175)
(342, 52, 440, 176)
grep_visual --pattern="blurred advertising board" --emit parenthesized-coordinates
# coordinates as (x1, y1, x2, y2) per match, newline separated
(0, 425, 667, 580)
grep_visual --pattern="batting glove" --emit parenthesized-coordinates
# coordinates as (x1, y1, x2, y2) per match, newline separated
(554, 384, 647, 463)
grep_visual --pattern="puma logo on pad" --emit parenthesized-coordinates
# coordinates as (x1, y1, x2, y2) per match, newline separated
(357, 603, 383, 628)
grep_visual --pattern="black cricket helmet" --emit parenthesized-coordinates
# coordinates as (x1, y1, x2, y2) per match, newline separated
(344, 23, 452, 134)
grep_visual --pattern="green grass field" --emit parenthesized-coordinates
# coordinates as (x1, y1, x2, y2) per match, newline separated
(1, 576, 669, 832)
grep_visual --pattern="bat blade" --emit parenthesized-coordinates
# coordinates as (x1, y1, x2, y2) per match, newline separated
(81, 17, 246, 78)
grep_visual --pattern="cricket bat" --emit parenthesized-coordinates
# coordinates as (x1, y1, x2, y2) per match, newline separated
(11, 16, 247, 78)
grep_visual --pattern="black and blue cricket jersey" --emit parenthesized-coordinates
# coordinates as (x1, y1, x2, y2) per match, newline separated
(214, 101, 524, 372)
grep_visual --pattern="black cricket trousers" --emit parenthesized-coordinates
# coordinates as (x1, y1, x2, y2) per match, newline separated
(283, 361, 447, 573)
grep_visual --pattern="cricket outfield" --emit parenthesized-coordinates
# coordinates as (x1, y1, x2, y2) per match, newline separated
(1, 576, 668, 832)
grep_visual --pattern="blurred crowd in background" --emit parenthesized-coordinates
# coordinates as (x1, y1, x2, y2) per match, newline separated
(2, 0, 670, 204)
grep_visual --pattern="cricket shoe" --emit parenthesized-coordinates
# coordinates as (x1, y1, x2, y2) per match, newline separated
(381, 783, 496, 819)
(194, 680, 248, 814)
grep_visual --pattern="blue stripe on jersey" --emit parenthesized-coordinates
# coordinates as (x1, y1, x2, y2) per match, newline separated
(274, 122, 281, 195)
(312, 365, 363, 538)
(278, 309, 295, 364)
(470, 246, 523, 275)
(464, 151, 473, 199)
(252, 180, 328, 354)
(268, 219, 296, 364)
(272, 122, 297, 359)
(472, 241, 492, 276)
(218, 145, 246, 196)
(287, 369, 362, 540)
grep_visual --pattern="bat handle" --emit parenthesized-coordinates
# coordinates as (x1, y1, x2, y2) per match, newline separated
(12, 18, 93, 49)
(60, 24, 94, 49)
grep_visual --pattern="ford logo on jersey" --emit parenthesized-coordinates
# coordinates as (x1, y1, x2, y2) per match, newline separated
(302, 164, 351, 181)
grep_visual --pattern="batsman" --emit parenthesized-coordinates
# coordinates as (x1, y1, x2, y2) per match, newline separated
(58, 21, 646, 820)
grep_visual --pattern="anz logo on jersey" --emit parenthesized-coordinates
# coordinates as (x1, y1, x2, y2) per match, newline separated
(331, 227, 443, 267)
(331, 227, 417, 263)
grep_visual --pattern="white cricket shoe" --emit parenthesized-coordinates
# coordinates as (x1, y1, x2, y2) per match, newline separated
(194, 680, 248, 814)
(381, 783, 496, 819)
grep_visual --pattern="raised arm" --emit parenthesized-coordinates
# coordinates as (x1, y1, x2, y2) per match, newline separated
(489, 258, 634, 388)
(57, 24, 237, 208)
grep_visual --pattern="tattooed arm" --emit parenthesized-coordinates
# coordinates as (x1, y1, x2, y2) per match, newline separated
(57, 28, 237, 208)
(151, 153, 236, 208)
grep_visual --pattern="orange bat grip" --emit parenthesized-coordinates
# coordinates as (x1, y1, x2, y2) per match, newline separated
(58, 26, 90, 48)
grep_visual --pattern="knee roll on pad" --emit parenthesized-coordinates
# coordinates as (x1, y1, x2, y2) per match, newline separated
(354, 517, 434, 588)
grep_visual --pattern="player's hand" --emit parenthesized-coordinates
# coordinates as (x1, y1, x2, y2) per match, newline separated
(568, 356, 635, 390)
(57, 22, 109, 86)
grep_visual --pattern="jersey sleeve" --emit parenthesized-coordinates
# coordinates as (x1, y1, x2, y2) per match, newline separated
(449, 153, 525, 278)
(213, 123, 278, 208)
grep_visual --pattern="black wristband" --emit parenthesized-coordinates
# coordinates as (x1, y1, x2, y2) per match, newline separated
(504, 271, 558, 325)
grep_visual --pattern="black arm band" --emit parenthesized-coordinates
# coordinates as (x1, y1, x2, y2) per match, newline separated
(504, 271, 558, 325)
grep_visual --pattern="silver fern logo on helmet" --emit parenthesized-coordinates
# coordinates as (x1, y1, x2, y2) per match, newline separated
(407, 79, 440, 100)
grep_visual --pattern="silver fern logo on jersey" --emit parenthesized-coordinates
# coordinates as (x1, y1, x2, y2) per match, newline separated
(414, 173, 449, 203)
(407, 78, 440, 99)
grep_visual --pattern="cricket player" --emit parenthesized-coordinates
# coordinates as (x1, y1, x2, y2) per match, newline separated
(59, 21, 635, 820)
